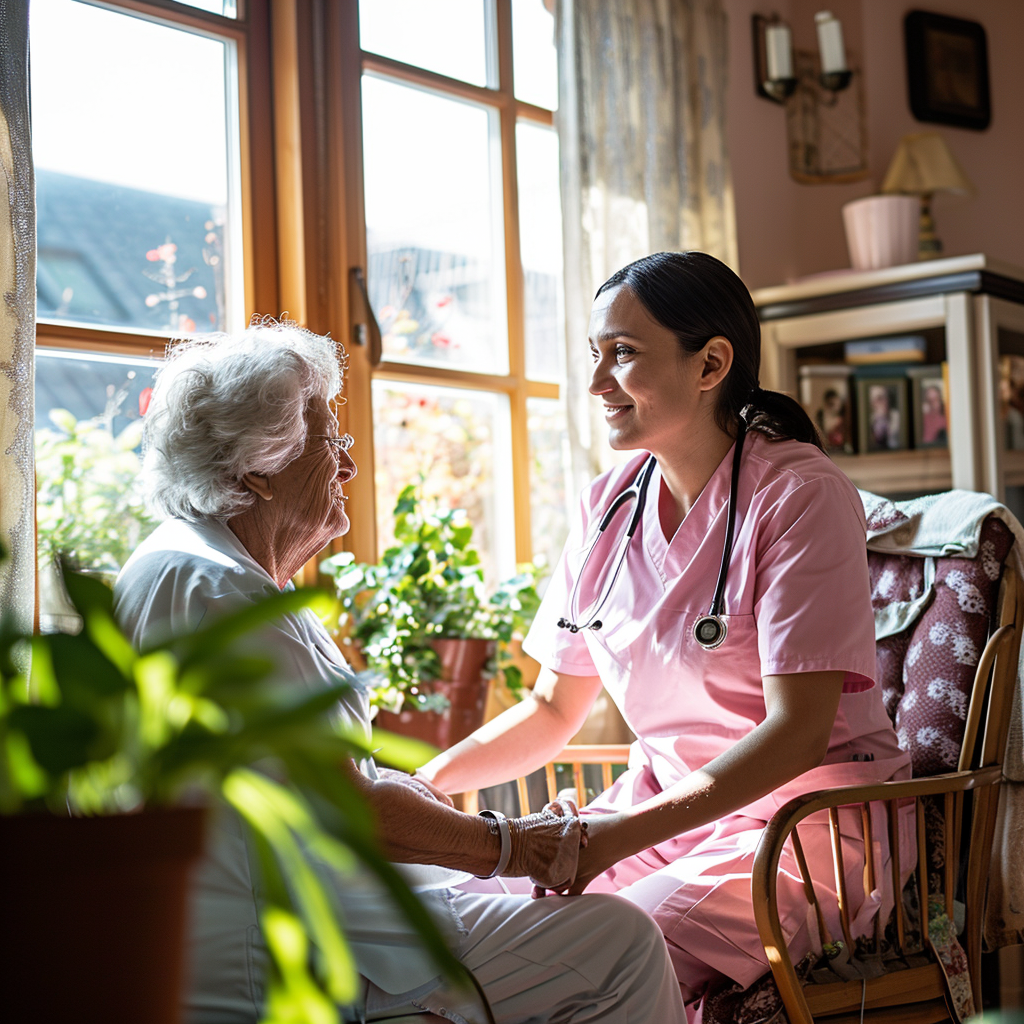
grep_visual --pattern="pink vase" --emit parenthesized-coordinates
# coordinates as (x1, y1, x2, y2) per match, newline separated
(842, 194, 920, 270)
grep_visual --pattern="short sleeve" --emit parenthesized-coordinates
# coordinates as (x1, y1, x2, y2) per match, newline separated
(753, 475, 876, 683)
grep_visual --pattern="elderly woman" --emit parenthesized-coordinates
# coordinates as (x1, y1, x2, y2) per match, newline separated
(113, 321, 685, 1024)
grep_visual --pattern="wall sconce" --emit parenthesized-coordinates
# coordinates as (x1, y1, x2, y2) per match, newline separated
(753, 10, 852, 103)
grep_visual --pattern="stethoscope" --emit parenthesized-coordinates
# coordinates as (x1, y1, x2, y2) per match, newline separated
(557, 414, 748, 651)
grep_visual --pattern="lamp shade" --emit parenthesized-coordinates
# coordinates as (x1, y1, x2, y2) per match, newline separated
(881, 132, 975, 196)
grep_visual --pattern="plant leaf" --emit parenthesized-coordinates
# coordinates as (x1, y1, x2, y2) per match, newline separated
(9, 704, 100, 775)
(61, 565, 115, 617)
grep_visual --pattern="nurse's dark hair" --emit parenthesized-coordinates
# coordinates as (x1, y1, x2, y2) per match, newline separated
(596, 251, 825, 451)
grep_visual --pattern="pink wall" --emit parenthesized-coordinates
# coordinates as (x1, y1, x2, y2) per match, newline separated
(726, 0, 1024, 290)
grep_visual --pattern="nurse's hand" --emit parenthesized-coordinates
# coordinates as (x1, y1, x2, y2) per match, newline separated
(503, 798, 586, 890)
(532, 811, 628, 897)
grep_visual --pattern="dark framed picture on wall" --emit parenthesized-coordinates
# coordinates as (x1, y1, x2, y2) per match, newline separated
(904, 10, 991, 130)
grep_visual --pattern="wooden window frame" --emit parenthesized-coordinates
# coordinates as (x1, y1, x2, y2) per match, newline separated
(35, 0, 564, 582)
(332, 0, 562, 568)
(34, 0, 279, 358)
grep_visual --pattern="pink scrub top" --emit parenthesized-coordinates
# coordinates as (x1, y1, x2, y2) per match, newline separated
(525, 431, 910, 823)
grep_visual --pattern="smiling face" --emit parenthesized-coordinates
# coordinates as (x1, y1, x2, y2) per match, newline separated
(587, 285, 732, 457)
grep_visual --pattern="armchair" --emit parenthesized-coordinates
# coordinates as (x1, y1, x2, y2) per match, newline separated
(461, 511, 1023, 1023)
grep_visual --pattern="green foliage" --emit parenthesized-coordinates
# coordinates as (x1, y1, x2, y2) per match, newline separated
(0, 568, 469, 1023)
(322, 485, 543, 713)
(35, 402, 160, 573)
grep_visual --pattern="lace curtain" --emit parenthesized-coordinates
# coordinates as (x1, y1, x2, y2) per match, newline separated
(0, 0, 35, 636)
(556, 0, 737, 492)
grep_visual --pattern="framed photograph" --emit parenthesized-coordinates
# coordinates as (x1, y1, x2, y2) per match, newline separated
(904, 11, 991, 130)
(798, 364, 853, 453)
(908, 365, 948, 449)
(856, 376, 910, 453)
(1000, 355, 1024, 451)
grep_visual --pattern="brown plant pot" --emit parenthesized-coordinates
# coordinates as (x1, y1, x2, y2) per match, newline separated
(0, 805, 206, 1024)
(375, 637, 496, 750)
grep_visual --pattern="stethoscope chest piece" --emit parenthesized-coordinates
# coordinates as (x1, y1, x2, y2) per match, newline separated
(693, 614, 727, 650)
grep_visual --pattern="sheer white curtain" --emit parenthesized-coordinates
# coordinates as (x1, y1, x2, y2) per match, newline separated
(0, 0, 35, 636)
(556, 0, 737, 492)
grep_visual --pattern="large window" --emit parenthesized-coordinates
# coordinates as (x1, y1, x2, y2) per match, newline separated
(31, 0, 268, 589)
(348, 0, 570, 580)
(32, 0, 570, 595)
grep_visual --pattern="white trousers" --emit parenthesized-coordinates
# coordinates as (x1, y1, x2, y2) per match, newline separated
(367, 888, 686, 1024)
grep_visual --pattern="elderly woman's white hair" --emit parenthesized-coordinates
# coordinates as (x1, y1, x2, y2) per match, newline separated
(142, 319, 344, 522)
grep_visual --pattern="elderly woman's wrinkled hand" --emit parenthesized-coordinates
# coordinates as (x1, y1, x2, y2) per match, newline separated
(503, 798, 587, 890)
(377, 768, 454, 807)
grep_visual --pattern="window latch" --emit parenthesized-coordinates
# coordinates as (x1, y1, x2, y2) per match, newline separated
(349, 266, 382, 368)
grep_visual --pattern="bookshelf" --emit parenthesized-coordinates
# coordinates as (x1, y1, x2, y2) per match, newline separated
(753, 253, 1024, 501)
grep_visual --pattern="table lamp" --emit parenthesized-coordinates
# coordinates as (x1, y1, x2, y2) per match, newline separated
(881, 132, 975, 259)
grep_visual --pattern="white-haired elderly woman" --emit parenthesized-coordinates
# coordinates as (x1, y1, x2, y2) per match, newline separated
(114, 321, 685, 1024)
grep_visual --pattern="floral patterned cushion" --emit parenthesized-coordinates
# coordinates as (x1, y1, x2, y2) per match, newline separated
(869, 517, 1013, 775)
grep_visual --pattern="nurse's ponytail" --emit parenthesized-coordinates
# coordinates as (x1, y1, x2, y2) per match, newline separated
(597, 252, 825, 453)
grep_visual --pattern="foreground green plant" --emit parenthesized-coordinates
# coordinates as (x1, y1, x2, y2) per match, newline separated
(0, 565, 472, 1024)
(323, 485, 543, 714)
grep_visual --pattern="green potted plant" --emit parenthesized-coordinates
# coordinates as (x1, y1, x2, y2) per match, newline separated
(0, 562, 463, 1024)
(35, 394, 161, 631)
(322, 485, 543, 749)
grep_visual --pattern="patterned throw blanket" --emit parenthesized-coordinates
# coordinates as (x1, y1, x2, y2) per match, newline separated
(702, 488, 1024, 1024)
(859, 488, 1024, 950)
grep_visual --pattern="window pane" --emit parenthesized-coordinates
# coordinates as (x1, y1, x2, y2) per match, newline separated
(359, 0, 492, 87)
(31, 0, 242, 335)
(527, 397, 571, 570)
(512, 0, 557, 109)
(363, 76, 508, 374)
(517, 122, 564, 382)
(176, 0, 238, 14)
(371, 381, 513, 583)
(35, 348, 162, 629)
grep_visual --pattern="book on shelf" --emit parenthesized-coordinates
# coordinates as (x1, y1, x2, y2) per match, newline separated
(844, 335, 927, 365)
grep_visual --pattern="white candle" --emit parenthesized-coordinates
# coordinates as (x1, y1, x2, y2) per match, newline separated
(815, 11, 847, 74)
(765, 22, 793, 81)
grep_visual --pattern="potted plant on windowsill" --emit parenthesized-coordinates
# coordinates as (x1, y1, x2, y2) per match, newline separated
(0, 562, 462, 1024)
(322, 485, 543, 750)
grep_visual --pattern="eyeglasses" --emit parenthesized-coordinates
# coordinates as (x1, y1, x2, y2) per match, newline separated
(310, 433, 355, 455)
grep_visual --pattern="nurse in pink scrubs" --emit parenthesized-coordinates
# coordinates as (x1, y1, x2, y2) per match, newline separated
(422, 251, 909, 1014)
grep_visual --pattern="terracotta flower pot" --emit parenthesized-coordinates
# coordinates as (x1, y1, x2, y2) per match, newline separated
(375, 637, 496, 750)
(0, 805, 206, 1024)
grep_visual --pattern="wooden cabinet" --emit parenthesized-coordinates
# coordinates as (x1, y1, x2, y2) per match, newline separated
(752, 253, 1024, 501)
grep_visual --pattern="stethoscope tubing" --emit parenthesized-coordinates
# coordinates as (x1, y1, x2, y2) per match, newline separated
(559, 416, 748, 649)
(558, 455, 656, 633)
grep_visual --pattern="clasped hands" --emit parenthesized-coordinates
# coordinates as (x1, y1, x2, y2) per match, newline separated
(380, 769, 592, 893)
(502, 797, 589, 892)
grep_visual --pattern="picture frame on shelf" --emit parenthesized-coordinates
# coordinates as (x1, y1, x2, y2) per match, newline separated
(798, 364, 854, 454)
(856, 375, 909, 453)
(908, 364, 949, 449)
(1000, 355, 1024, 451)
(904, 10, 991, 131)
